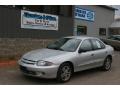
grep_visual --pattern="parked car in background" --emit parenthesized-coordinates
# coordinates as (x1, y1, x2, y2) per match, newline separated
(101, 35, 120, 50)
(108, 35, 120, 41)
(18, 36, 114, 82)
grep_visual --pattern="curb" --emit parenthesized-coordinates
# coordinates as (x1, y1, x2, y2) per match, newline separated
(0, 60, 17, 68)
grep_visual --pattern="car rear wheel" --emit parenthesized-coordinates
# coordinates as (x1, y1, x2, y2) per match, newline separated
(57, 63, 72, 82)
(102, 57, 112, 71)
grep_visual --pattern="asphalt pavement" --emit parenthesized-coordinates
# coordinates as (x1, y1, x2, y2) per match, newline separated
(0, 51, 120, 85)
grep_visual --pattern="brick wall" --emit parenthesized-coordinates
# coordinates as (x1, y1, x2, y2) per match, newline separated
(0, 38, 55, 58)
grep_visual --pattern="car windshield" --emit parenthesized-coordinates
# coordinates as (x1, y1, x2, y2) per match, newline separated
(47, 38, 81, 52)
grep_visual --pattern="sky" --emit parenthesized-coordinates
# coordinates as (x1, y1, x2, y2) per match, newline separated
(112, 5, 120, 18)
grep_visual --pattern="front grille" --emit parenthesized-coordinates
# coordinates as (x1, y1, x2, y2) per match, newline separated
(20, 66, 36, 75)
(21, 58, 36, 65)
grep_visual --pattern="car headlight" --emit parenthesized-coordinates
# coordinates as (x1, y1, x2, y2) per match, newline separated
(36, 60, 53, 66)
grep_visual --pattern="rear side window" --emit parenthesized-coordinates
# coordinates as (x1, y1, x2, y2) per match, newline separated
(91, 39, 105, 50)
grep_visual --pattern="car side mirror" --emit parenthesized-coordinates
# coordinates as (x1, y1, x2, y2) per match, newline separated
(78, 49, 87, 53)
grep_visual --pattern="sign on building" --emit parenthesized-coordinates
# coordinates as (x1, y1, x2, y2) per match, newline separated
(75, 7, 95, 21)
(21, 10, 58, 30)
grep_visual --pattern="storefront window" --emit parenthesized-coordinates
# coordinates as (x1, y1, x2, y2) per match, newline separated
(77, 26, 87, 35)
(99, 28, 106, 36)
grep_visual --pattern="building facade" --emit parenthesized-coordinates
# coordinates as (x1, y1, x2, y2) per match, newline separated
(0, 5, 73, 58)
(0, 5, 116, 58)
(74, 5, 115, 38)
(109, 18, 120, 35)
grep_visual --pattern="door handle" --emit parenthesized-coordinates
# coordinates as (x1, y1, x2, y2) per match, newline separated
(91, 54, 94, 56)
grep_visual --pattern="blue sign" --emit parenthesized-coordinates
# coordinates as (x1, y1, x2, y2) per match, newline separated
(75, 7, 95, 21)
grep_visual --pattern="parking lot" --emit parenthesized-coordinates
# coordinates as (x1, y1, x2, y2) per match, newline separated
(0, 51, 120, 85)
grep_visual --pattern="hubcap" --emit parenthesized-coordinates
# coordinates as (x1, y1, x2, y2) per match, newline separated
(61, 66, 71, 81)
(105, 58, 111, 70)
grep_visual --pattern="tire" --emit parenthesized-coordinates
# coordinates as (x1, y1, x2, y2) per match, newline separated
(102, 56, 112, 71)
(56, 63, 73, 82)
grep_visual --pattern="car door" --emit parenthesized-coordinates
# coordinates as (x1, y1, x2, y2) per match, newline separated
(90, 39, 107, 67)
(75, 39, 96, 71)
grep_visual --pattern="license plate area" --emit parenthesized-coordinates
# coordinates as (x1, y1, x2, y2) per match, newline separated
(20, 66, 36, 75)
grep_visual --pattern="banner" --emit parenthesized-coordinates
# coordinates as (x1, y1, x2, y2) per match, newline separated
(21, 10, 58, 30)
(75, 7, 95, 21)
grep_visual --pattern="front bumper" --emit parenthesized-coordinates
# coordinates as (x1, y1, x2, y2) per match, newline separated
(18, 61, 59, 79)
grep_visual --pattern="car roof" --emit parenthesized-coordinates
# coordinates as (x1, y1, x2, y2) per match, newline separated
(64, 36, 99, 40)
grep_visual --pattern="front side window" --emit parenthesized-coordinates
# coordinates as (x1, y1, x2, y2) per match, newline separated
(79, 40, 92, 52)
(47, 38, 81, 52)
(91, 39, 105, 50)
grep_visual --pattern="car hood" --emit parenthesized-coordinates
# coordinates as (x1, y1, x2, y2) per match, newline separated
(22, 48, 71, 61)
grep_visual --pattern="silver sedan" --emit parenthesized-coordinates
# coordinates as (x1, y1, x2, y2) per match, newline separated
(18, 36, 114, 82)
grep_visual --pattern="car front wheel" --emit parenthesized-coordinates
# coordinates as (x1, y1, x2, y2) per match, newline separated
(57, 63, 72, 82)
